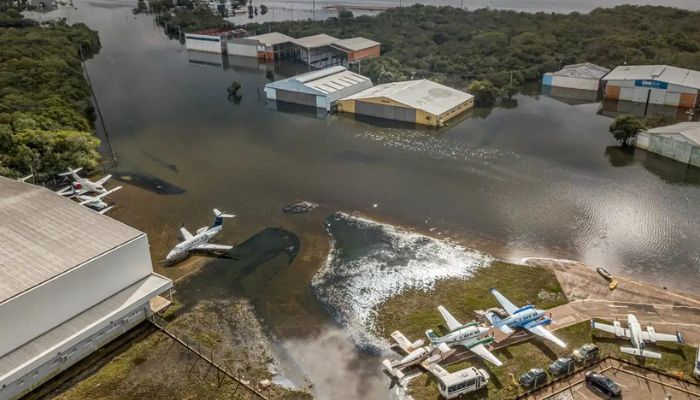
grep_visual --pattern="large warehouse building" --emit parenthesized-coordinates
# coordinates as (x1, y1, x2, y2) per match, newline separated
(0, 177, 172, 400)
(337, 80, 474, 127)
(635, 122, 700, 167)
(602, 65, 700, 108)
(542, 63, 610, 91)
(264, 66, 372, 111)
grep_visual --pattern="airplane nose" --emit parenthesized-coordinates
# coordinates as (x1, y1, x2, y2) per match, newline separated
(479, 327, 490, 335)
(166, 250, 177, 261)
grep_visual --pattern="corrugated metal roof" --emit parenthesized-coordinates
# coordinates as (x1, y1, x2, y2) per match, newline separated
(646, 122, 700, 146)
(267, 66, 371, 96)
(0, 274, 171, 381)
(248, 32, 293, 46)
(551, 63, 610, 80)
(331, 37, 380, 52)
(344, 80, 474, 116)
(603, 65, 700, 90)
(0, 177, 142, 304)
(292, 34, 338, 48)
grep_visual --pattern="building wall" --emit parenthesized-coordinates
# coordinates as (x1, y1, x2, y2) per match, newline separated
(635, 132, 700, 167)
(551, 76, 600, 91)
(603, 79, 699, 107)
(338, 96, 473, 127)
(348, 46, 380, 62)
(184, 34, 223, 54)
(0, 235, 153, 358)
(226, 40, 259, 57)
(0, 303, 151, 400)
(438, 98, 474, 126)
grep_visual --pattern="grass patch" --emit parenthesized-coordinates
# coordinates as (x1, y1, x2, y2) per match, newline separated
(406, 320, 698, 400)
(374, 261, 567, 340)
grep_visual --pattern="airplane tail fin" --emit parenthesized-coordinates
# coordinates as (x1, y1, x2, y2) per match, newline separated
(425, 329, 440, 344)
(212, 208, 235, 227)
(620, 347, 661, 359)
(486, 312, 513, 334)
(381, 359, 404, 388)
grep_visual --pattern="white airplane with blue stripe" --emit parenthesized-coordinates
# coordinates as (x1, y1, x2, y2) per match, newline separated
(486, 288, 566, 348)
(165, 209, 235, 263)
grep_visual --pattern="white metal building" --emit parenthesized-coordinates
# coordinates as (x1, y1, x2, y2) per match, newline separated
(0, 177, 172, 400)
(291, 34, 340, 68)
(542, 63, 610, 91)
(185, 33, 226, 53)
(602, 65, 700, 108)
(226, 32, 294, 60)
(635, 122, 700, 167)
(264, 66, 372, 111)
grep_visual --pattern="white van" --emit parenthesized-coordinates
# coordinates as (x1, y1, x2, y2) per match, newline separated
(437, 367, 489, 399)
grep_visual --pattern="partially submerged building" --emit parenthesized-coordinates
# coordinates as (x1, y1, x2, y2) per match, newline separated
(226, 32, 295, 61)
(337, 80, 474, 127)
(602, 65, 700, 108)
(185, 28, 246, 54)
(542, 63, 610, 91)
(0, 177, 172, 400)
(264, 66, 372, 111)
(635, 122, 700, 167)
(329, 37, 381, 65)
(290, 34, 341, 69)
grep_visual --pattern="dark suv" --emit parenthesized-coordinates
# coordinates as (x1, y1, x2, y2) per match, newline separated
(549, 357, 574, 376)
(519, 368, 547, 388)
(585, 371, 621, 397)
(573, 343, 600, 362)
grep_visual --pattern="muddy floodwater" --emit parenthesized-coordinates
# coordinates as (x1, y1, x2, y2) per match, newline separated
(30, 0, 700, 398)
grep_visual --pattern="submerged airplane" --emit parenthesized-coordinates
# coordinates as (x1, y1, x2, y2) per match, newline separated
(74, 186, 122, 214)
(382, 330, 455, 387)
(165, 208, 235, 263)
(591, 314, 683, 359)
(58, 167, 112, 195)
(486, 288, 567, 348)
(426, 305, 502, 366)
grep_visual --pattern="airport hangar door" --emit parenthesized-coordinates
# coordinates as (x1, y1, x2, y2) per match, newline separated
(355, 101, 416, 122)
(275, 89, 319, 107)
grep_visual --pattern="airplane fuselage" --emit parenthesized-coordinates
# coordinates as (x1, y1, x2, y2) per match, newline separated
(433, 324, 489, 347)
(627, 314, 644, 350)
(395, 347, 432, 369)
(502, 306, 547, 329)
(167, 225, 223, 261)
(70, 175, 107, 194)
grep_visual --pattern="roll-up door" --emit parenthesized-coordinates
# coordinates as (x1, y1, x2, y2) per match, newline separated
(355, 101, 416, 122)
(276, 90, 318, 107)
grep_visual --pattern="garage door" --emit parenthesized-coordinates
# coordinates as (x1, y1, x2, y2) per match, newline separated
(355, 101, 416, 123)
(275, 89, 318, 107)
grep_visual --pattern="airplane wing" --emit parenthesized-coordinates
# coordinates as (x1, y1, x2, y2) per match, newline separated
(95, 174, 112, 186)
(490, 288, 519, 315)
(468, 343, 503, 366)
(422, 361, 449, 377)
(437, 305, 462, 332)
(193, 243, 232, 252)
(527, 324, 567, 348)
(91, 186, 122, 201)
(640, 330, 683, 344)
(179, 226, 193, 241)
(390, 331, 415, 353)
(98, 206, 114, 214)
(591, 320, 630, 338)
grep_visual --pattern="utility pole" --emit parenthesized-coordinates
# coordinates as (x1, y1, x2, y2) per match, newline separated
(79, 45, 117, 163)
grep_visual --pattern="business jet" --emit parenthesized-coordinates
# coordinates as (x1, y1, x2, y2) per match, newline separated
(486, 288, 567, 348)
(591, 314, 683, 359)
(58, 167, 112, 195)
(426, 305, 502, 366)
(74, 186, 122, 214)
(164, 209, 235, 263)
(382, 330, 455, 387)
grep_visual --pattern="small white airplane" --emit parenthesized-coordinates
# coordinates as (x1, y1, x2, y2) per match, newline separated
(426, 305, 502, 366)
(74, 186, 122, 214)
(165, 209, 235, 263)
(486, 288, 567, 348)
(591, 314, 683, 359)
(57, 167, 112, 195)
(382, 330, 455, 387)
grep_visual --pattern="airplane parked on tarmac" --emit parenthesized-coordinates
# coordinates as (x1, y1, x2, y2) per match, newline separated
(591, 314, 683, 359)
(74, 186, 122, 214)
(164, 209, 235, 263)
(486, 288, 567, 348)
(57, 167, 112, 195)
(382, 330, 455, 387)
(426, 305, 503, 366)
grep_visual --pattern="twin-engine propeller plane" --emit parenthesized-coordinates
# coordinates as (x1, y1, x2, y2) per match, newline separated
(57, 167, 112, 195)
(164, 209, 235, 263)
(486, 288, 567, 348)
(74, 186, 122, 214)
(426, 305, 502, 366)
(591, 313, 683, 359)
(382, 330, 455, 388)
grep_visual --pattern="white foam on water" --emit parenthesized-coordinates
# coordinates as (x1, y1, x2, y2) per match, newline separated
(311, 213, 493, 352)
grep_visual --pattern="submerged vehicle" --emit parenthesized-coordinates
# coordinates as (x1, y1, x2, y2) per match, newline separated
(282, 201, 319, 214)
(609, 280, 618, 290)
(597, 266, 613, 280)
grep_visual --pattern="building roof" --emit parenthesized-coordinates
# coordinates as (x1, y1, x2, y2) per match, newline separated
(602, 65, 700, 90)
(267, 66, 372, 97)
(249, 32, 294, 46)
(0, 177, 143, 304)
(292, 34, 338, 49)
(549, 63, 610, 80)
(331, 37, 380, 52)
(646, 122, 700, 146)
(344, 80, 474, 116)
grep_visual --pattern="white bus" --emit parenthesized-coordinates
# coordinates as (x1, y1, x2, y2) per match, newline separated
(437, 367, 489, 399)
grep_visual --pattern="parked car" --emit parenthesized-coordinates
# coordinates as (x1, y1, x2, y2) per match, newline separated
(695, 347, 700, 379)
(519, 368, 547, 389)
(573, 343, 599, 362)
(585, 371, 621, 397)
(549, 357, 574, 376)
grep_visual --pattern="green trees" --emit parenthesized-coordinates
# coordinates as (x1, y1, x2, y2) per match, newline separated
(361, 57, 408, 84)
(0, 12, 102, 179)
(609, 115, 645, 146)
(468, 80, 501, 107)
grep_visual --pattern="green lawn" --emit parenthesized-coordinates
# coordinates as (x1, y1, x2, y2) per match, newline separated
(374, 261, 567, 341)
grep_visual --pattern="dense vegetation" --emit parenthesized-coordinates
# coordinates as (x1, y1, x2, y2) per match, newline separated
(244, 5, 700, 94)
(0, 10, 102, 179)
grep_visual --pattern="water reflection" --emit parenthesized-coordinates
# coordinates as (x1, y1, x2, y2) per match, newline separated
(605, 146, 700, 185)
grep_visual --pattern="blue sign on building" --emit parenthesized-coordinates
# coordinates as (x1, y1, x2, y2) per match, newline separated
(634, 79, 668, 89)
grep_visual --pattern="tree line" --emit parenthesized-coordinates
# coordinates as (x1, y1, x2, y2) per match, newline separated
(0, 10, 102, 180)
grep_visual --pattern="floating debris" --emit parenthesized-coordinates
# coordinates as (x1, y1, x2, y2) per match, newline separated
(282, 201, 318, 214)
